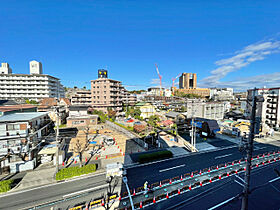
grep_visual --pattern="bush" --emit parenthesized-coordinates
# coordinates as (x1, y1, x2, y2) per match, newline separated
(138, 150, 173, 163)
(56, 164, 97, 181)
(0, 180, 13, 193)
(114, 122, 134, 131)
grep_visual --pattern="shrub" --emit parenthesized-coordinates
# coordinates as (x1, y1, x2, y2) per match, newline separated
(0, 180, 13, 193)
(56, 164, 97, 181)
(138, 150, 173, 163)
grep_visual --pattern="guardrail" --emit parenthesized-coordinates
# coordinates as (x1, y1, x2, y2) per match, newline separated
(119, 150, 280, 210)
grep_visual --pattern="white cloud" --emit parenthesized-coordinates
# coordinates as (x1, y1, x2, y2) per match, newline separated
(201, 72, 280, 92)
(200, 37, 280, 90)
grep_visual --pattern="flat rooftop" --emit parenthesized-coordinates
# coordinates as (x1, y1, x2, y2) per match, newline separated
(0, 112, 48, 122)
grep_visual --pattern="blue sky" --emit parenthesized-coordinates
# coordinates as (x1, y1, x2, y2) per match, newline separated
(1, 1, 280, 91)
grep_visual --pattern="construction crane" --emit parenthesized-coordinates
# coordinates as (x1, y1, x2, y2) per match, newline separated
(155, 63, 163, 96)
(172, 73, 181, 88)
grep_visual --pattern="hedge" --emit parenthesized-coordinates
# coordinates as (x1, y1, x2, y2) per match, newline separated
(114, 122, 134, 131)
(56, 164, 97, 181)
(138, 150, 173, 163)
(0, 180, 13, 193)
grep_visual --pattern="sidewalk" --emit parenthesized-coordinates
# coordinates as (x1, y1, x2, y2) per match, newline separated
(11, 165, 56, 191)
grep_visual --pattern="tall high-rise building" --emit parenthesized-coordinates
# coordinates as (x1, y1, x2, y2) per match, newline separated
(179, 73, 197, 89)
(30, 60, 43, 74)
(0, 63, 12, 74)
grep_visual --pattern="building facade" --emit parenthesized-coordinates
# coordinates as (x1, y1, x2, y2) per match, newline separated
(0, 61, 65, 101)
(0, 112, 52, 173)
(71, 90, 92, 105)
(187, 101, 225, 120)
(91, 78, 123, 113)
(246, 87, 280, 129)
(179, 73, 197, 89)
(210, 88, 234, 101)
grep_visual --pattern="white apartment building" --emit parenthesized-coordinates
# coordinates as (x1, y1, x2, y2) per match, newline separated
(210, 88, 234, 101)
(187, 101, 225, 120)
(0, 112, 52, 173)
(246, 87, 280, 129)
(0, 61, 65, 101)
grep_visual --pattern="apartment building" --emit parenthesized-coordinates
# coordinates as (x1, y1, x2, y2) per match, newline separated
(187, 101, 225, 120)
(71, 90, 92, 105)
(0, 112, 52, 173)
(91, 78, 123, 113)
(210, 88, 234, 101)
(0, 61, 65, 102)
(122, 89, 137, 105)
(246, 87, 280, 129)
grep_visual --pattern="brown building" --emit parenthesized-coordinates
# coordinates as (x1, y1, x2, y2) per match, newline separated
(179, 73, 197, 89)
(71, 90, 92, 105)
(91, 78, 123, 114)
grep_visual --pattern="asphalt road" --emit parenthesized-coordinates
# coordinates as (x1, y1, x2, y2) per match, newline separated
(0, 172, 107, 210)
(144, 161, 280, 210)
(125, 141, 279, 190)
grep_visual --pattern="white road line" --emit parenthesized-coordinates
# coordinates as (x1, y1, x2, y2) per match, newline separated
(269, 177, 280, 183)
(208, 196, 235, 210)
(62, 184, 108, 198)
(234, 180, 244, 187)
(235, 175, 245, 183)
(254, 146, 266, 151)
(159, 164, 185, 173)
(214, 154, 232, 159)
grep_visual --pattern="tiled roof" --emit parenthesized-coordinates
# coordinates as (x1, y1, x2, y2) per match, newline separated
(40, 98, 58, 106)
(0, 104, 36, 112)
(61, 98, 71, 106)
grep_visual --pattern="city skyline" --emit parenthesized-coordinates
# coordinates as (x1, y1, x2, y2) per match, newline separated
(1, 1, 280, 91)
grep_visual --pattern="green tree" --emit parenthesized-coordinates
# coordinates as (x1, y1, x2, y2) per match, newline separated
(147, 115, 160, 127)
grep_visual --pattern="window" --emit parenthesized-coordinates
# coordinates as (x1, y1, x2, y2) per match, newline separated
(7, 124, 20, 131)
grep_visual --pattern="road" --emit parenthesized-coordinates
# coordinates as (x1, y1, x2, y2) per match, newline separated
(144, 161, 280, 210)
(0, 140, 278, 210)
(125, 141, 279, 190)
(0, 172, 108, 210)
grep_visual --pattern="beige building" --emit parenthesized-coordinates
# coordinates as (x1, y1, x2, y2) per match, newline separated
(91, 78, 123, 114)
(71, 90, 92, 105)
(123, 89, 137, 105)
(179, 73, 197, 89)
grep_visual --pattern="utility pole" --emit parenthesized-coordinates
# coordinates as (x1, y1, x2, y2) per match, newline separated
(241, 88, 262, 210)
(55, 106, 60, 174)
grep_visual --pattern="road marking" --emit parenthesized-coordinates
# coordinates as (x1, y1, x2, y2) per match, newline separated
(62, 184, 108, 198)
(159, 164, 185, 173)
(254, 146, 266, 151)
(208, 196, 235, 210)
(214, 154, 232, 159)
(235, 175, 245, 183)
(234, 180, 244, 187)
(269, 177, 280, 183)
